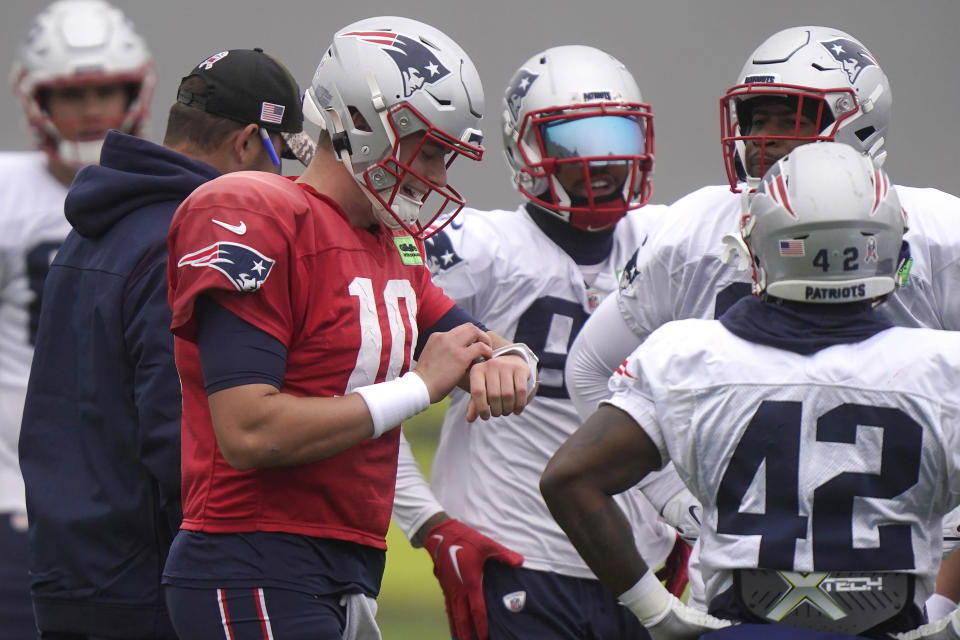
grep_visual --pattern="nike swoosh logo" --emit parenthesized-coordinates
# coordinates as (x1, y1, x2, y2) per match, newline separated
(449, 545, 465, 583)
(689, 505, 701, 526)
(212, 219, 247, 235)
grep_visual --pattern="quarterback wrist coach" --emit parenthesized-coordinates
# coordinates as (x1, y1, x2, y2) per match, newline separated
(491, 342, 539, 395)
(355, 371, 431, 438)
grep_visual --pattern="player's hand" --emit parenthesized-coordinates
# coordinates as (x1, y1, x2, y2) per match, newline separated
(645, 594, 733, 640)
(465, 352, 534, 422)
(415, 324, 492, 403)
(623, 572, 733, 640)
(890, 606, 960, 640)
(655, 534, 692, 598)
(659, 488, 703, 544)
(422, 518, 524, 640)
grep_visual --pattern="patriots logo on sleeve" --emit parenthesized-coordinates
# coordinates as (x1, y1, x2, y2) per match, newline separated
(342, 31, 451, 97)
(177, 242, 276, 292)
(505, 69, 539, 122)
(424, 228, 463, 274)
(617, 248, 641, 296)
(819, 38, 878, 83)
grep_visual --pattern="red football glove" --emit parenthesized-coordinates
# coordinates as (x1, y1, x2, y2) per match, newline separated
(423, 518, 524, 640)
(655, 534, 693, 598)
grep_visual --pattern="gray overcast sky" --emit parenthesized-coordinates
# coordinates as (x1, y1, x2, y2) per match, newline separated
(2, 0, 958, 207)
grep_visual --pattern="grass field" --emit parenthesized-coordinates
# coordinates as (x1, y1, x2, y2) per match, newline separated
(377, 401, 452, 639)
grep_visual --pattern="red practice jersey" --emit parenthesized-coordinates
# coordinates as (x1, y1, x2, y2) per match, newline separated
(167, 171, 454, 549)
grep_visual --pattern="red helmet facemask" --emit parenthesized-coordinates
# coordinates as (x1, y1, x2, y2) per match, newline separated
(719, 84, 856, 192)
(359, 103, 483, 240)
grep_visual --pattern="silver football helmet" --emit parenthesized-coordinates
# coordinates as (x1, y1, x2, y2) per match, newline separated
(501, 45, 653, 232)
(720, 26, 891, 192)
(742, 142, 906, 303)
(10, 0, 155, 167)
(304, 16, 484, 240)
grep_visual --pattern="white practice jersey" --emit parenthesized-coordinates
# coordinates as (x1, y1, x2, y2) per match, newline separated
(607, 320, 960, 611)
(399, 204, 675, 579)
(617, 184, 960, 343)
(0, 151, 70, 513)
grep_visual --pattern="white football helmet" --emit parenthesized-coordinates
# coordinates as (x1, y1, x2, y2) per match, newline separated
(10, 0, 155, 167)
(502, 45, 653, 232)
(742, 142, 907, 304)
(304, 16, 484, 240)
(720, 26, 891, 192)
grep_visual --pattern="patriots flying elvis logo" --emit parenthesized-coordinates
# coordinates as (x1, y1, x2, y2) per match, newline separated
(820, 38, 878, 83)
(198, 51, 228, 70)
(342, 30, 450, 97)
(424, 228, 463, 274)
(617, 247, 641, 293)
(177, 241, 275, 292)
(505, 69, 539, 122)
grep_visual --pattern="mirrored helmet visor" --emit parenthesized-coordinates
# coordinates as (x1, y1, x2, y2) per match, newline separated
(541, 115, 646, 163)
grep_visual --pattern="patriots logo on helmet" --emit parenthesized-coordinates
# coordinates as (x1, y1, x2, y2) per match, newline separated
(820, 38, 878, 84)
(177, 241, 276, 292)
(505, 69, 539, 122)
(342, 31, 450, 97)
(424, 228, 463, 274)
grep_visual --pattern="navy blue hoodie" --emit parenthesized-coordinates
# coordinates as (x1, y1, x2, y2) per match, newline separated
(19, 130, 219, 638)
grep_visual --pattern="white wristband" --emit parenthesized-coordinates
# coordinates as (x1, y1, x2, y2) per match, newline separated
(618, 570, 672, 625)
(926, 593, 959, 622)
(354, 371, 431, 438)
(491, 342, 539, 395)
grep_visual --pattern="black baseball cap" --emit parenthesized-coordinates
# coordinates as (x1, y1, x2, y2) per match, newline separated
(178, 48, 315, 165)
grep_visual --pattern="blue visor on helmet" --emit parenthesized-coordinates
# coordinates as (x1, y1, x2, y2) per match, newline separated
(541, 115, 646, 161)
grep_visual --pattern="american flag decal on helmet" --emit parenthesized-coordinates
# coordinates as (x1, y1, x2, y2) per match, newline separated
(779, 239, 805, 257)
(341, 30, 451, 97)
(177, 241, 276, 292)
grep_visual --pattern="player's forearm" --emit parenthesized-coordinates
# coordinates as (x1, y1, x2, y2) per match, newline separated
(566, 294, 641, 419)
(541, 477, 650, 595)
(394, 432, 447, 544)
(411, 512, 450, 548)
(209, 383, 378, 470)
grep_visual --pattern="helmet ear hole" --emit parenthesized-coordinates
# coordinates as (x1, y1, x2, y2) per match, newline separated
(348, 107, 372, 132)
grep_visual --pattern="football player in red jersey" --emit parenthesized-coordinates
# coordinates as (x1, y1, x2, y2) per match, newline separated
(162, 17, 537, 640)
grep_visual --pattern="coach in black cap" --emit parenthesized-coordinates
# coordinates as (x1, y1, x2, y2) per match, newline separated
(174, 47, 314, 167)
(18, 47, 309, 640)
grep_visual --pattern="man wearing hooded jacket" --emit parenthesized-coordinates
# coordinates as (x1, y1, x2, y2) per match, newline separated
(18, 48, 312, 639)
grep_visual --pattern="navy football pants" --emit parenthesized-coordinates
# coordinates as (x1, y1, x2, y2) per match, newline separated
(166, 585, 347, 640)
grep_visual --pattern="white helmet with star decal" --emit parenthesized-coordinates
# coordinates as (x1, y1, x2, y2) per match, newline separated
(303, 16, 485, 240)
